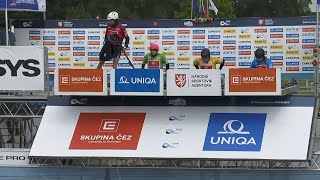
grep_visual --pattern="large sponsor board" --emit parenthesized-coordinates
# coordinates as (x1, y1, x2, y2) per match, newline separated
(0, 46, 47, 91)
(13, 17, 317, 74)
(30, 105, 313, 160)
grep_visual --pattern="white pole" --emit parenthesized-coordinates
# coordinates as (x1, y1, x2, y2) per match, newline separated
(191, 0, 193, 19)
(206, 0, 209, 18)
(5, 0, 9, 46)
(316, 4, 319, 96)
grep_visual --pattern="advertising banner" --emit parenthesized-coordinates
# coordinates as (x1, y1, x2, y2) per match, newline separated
(0, 46, 47, 91)
(225, 68, 282, 96)
(110, 69, 164, 96)
(0, 149, 30, 166)
(12, 17, 317, 75)
(69, 113, 145, 150)
(54, 69, 106, 96)
(166, 69, 222, 96)
(0, 0, 46, 12)
(30, 105, 313, 160)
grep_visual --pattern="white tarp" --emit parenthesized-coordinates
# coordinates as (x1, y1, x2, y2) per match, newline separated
(30, 106, 313, 160)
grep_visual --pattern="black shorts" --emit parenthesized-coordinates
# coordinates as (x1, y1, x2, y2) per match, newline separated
(110, 45, 121, 59)
(99, 41, 121, 62)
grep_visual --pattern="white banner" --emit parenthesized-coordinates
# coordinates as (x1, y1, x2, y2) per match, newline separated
(14, 25, 316, 74)
(167, 69, 222, 96)
(30, 106, 313, 160)
(0, 149, 30, 166)
(0, 46, 47, 91)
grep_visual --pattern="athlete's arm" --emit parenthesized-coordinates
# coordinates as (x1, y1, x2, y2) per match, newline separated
(121, 25, 130, 48)
(211, 57, 224, 70)
(124, 37, 129, 48)
(266, 59, 273, 68)
(219, 59, 225, 70)
(142, 54, 149, 69)
(161, 54, 169, 70)
(250, 60, 256, 68)
(193, 59, 200, 69)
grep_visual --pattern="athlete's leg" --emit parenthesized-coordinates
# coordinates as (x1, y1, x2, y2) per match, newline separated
(97, 41, 111, 69)
(221, 74, 225, 87)
(112, 45, 122, 69)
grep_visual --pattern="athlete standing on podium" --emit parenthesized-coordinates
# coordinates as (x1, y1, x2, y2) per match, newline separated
(193, 48, 225, 86)
(142, 44, 169, 70)
(193, 48, 225, 70)
(97, 11, 130, 69)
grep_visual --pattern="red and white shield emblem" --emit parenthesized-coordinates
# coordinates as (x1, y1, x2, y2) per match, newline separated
(58, 22, 63, 27)
(175, 74, 187, 88)
(258, 19, 264, 25)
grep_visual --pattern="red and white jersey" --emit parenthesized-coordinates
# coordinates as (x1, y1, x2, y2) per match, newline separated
(106, 23, 128, 45)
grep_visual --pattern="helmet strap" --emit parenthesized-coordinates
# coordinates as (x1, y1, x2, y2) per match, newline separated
(112, 20, 119, 27)
(151, 52, 158, 57)
(202, 56, 210, 63)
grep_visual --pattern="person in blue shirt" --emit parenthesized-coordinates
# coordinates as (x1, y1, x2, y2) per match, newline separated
(250, 48, 273, 68)
(0, 28, 16, 46)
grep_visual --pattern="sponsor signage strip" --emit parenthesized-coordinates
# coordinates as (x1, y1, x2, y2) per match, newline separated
(54, 69, 285, 96)
(14, 19, 317, 74)
(29, 106, 313, 160)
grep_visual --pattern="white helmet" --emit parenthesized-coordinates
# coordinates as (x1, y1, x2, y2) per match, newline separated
(107, 11, 119, 20)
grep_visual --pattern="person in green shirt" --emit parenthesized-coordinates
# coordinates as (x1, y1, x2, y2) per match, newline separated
(142, 43, 169, 70)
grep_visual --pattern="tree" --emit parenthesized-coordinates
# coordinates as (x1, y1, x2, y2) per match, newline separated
(233, 0, 312, 17)
(0, 0, 313, 27)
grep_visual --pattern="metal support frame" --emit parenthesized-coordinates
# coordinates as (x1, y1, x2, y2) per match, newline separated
(0, 96, 46, 148)
(29, 157, 320, 169)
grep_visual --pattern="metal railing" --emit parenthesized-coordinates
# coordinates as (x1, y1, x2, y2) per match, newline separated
(0, 176, 104, 180)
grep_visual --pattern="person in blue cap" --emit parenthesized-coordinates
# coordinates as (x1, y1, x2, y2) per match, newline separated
(250, 48, 273, 68)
